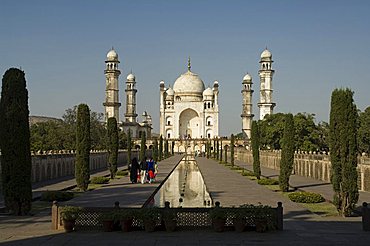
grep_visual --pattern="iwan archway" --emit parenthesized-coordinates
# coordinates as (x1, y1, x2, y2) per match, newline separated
(179, 108, 201, 138)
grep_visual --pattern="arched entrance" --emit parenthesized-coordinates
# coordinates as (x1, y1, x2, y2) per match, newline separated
(179, 108, 200, 138)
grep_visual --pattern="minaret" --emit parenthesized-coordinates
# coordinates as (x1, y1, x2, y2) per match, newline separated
(125, 73, 138, 123)
(241, 73, 254, 140)
(258, 48, 276, 120)
(159, 80, 165, 136)
(103, 48, 121, 122)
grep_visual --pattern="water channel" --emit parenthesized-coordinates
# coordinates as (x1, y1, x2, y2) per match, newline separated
(150, 155, 213, 208)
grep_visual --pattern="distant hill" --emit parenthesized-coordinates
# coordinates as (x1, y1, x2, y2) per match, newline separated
(29, 116, 62, 126)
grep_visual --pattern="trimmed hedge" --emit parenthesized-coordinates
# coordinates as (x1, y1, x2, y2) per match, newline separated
(116, 170, 129, 176)
(241, 170, 255, 176)
(257, 178, 279, 185)
(41, 191, 74, 202)
(90, 176, 110, 184)
(230, 166, 244, 171)
(288, 191, 325, 203)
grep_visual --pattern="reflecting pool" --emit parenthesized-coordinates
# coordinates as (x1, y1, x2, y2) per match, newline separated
(151, 155, 213, 207)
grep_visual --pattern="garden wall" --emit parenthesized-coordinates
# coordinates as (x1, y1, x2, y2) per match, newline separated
(0, 150, 141, 187)
(235, 148, 370, 192)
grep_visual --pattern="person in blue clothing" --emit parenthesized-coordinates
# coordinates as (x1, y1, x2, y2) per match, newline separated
(147, 157, 155, 183)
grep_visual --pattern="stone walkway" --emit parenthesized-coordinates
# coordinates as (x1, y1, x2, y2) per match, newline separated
(65, 155, 183, 207)
(195, 157, 317, 221)
(1, 155, 370, 245)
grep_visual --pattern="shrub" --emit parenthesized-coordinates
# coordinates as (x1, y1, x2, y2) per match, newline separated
(230, 166, 244, 171)
(257, 178, 279, 185)
(90, 176, 110, 184)
(41, 191, 74, 202)
(60, 206, 83, 220)
(116, 170, 129, 176)
(241, 170, 254, 176)
(288, 191, 325, 203)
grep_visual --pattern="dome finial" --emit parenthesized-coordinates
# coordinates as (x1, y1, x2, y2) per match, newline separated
(188, 56, 191, 71)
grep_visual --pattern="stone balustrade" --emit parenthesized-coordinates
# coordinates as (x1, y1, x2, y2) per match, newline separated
(235, 148, 370, 192)
(0, 150, 141, 186)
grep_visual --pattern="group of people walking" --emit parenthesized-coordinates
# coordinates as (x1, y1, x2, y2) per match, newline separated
(129, 156, 157, 184)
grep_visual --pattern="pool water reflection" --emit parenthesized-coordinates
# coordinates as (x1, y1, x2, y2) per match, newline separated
(151, 156, 213, 207)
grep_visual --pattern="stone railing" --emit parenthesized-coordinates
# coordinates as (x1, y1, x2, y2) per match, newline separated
(0, 150, 142, 187)
(51, 201, 283, 231)
(234, 148, 370, 192)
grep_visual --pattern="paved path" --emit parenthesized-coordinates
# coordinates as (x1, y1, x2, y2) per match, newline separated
(1, 155, 370, 245)
(65, 155, 183, 207)
(1, 168, 114, 209)
(195, 157, 324, 222)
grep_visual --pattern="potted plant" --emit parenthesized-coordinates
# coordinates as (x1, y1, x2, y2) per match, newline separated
(60, 206, 83, 232)
(98, 211, 116, 232)
(253, 205, 274, 233)
(138, 207, 160, 232)
(161, 209, 177, 232)
(117, 209, 137, 232)
(232, 207, 248, 232)
(209, 206, 228, 232)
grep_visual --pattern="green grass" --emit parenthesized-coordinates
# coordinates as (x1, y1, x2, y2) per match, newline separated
(299, 202, 339, 217)
(116, 170, 129, 176)
(72, 183, 103, 193)
(247, 176, 257, 180)
(87, 183, 103, 191)
(264, 184, 281, 192)
(229, 166, 244, 171)
(30, 201, 52, 214)
(257, 178, 279, 185)
(281, 192, 338, 217)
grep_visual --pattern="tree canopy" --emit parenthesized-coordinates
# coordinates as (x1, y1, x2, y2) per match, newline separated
(259, 112, 329, 152)
(30, 106, 106, 152)
(358, 106, 370, 156)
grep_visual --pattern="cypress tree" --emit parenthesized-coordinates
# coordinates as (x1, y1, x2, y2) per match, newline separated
(224, 145, 228, 163)
(0, 68, 32, 215)
(279, 113, 295, 192)
(251, 121, 261, 179)
(206, 141, 210, 158)
(107, 117, 118, 179)
(213, 139, 216, 159)
(230, 134, 235, 166)
(205, 142, 209, 158)
(139, 132, 146, 162)
(171, 141, 175, 155)
(159, 135, 163, 161)
(329, 88, 359, 216)
(153, 138, 158, 162)
(219, 140, 223, 163)
(164, 139, 169, 158)
(208, 141, 212, 158)
(76, 103, 90, 191)
(127, 129, 132, 166)
(216, 140, 219, 160)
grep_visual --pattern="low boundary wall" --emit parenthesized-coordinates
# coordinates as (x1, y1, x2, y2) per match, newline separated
(235, 148, 370, 192)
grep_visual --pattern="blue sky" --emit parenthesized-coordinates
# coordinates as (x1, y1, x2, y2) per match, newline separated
(1, 0, 369, 135)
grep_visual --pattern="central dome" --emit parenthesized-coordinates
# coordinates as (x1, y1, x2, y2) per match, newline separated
(173, 70, 205, 94)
